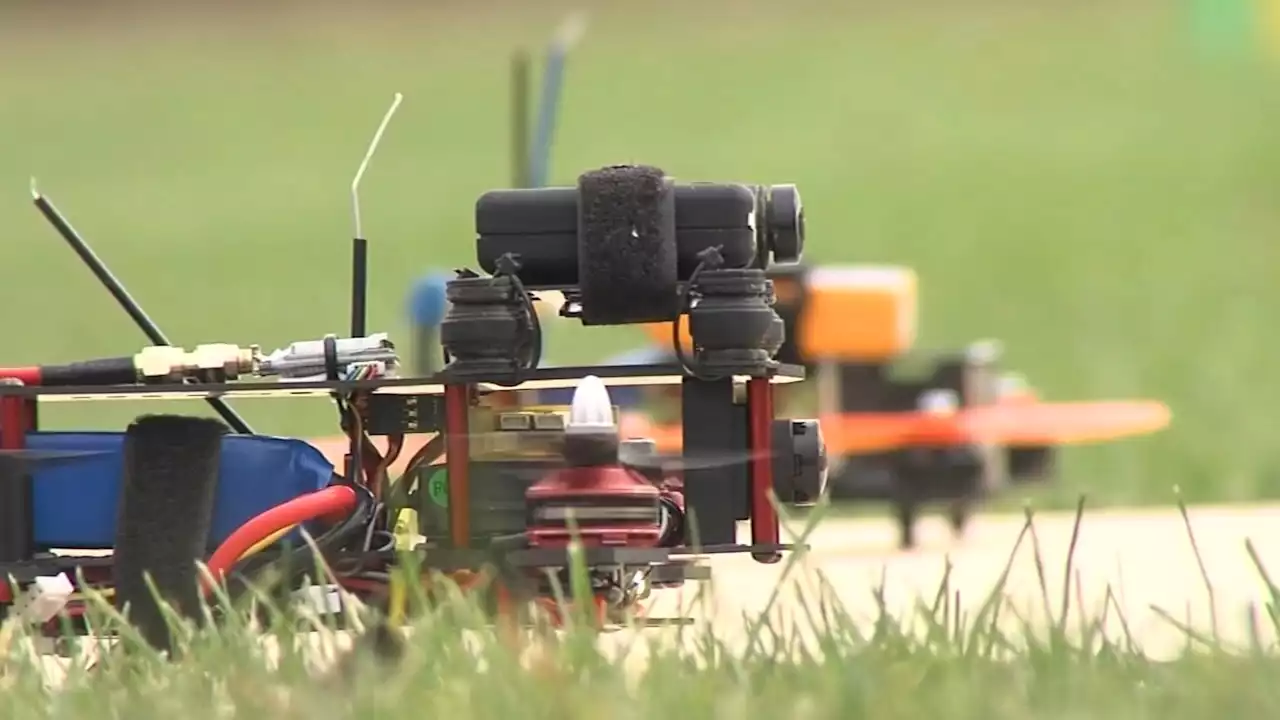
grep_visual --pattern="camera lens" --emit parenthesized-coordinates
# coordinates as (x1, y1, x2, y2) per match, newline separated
(760, 184, 804, 265)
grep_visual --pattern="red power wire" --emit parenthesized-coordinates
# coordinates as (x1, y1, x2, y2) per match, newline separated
(0, 367, 42, 385)
(203, 484, 358, 591)
(0, 487, 360, 608)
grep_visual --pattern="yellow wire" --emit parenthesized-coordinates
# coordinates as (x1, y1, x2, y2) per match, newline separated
(68, 587, 115, 601)
(239, 524, 297, 563)
(387, 507, 419, 628)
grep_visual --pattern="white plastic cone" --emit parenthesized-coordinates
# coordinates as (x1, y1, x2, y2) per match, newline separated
(566, 374, 617, 436)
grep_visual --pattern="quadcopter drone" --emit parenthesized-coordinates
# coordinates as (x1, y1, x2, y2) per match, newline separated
(0, 154, 825, 653)
(385, 40, 1171, 551)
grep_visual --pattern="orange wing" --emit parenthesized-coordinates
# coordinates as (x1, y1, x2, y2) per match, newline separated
(626, 399, 1171, 456)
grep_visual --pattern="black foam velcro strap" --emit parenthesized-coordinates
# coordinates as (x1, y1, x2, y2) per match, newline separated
(577, 164, 679, 326)
(113, 414, 226, 654)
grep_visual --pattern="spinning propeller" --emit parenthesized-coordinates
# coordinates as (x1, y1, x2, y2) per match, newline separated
(618, 397, 1170, 457)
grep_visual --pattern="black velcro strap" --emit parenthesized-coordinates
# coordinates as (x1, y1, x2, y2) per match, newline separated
(577, 164, 679, 326)
(113, 414, 226, 654)
(323, 335, 340, 381)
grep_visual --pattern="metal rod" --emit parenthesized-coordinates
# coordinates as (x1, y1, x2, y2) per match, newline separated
(511, 49, 532, 188)
(350, 237, 368, 338)
(30, 185, 254, 435)
(747, 377, 781, 563)
(0, 387, 34, 563)
(444, 384, 472, 548)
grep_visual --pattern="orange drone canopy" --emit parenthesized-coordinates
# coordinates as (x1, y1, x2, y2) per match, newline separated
(796, 265, 918, 362)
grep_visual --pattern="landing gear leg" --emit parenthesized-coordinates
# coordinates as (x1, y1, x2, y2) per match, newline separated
(895, 499, 918, 550)
(947, 499, 971, 539)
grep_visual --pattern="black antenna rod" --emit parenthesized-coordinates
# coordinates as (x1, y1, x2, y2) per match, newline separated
(29, 181, 254, 435)
(350, 238, 368, 339)
(349, 92, 404, 340)
(511, 48, 532, 188)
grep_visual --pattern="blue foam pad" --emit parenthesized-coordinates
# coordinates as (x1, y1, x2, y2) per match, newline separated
(407, 272, 452, 328)
(27, 431, 335, 550)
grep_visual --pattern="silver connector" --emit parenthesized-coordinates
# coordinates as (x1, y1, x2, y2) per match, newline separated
(134, 344, 256, 383)
(257, 333, 399, 380)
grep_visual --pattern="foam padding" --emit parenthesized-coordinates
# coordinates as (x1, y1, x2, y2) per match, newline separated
(29, 432, 335, 550)
(577, 165, 679, 325)
(113, 415, 226, 652)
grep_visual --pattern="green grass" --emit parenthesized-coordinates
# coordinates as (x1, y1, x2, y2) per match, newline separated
(7, 499, 1280, 718)
(1, 0, 1278, 507)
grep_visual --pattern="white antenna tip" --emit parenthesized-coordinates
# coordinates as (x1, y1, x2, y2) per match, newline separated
(29, 177, 39, 199)
(350, 91, 407, 237)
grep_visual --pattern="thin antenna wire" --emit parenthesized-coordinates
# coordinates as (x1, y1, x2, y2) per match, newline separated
(351, 92, 404, 240)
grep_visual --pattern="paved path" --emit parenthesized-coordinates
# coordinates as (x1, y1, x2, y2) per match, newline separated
(623, 502, 1280, 661)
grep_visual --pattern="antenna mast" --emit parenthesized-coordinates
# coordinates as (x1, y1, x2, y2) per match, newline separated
(349, 92, 404, 339)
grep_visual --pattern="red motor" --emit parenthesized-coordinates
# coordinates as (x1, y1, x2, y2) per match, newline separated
(525, 375, 664, 549)
(525, 465, 662, 549)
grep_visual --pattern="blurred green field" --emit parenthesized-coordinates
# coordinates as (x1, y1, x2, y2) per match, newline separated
(1, 0, 1278, 507)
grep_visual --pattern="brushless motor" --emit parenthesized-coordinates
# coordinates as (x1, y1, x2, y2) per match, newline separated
(525, 376, 662, 548)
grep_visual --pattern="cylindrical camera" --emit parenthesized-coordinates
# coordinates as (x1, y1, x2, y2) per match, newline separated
(473, 165, 804, 326)
(475, 183, 804, 285)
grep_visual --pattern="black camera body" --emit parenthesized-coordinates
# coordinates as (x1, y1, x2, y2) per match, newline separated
(473, 167, 803, 326)
(442, 165, 807, 382)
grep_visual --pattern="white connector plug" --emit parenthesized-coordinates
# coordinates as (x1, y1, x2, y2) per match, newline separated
(293, 584, 343, 616)
(17, 573, 74, 624)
